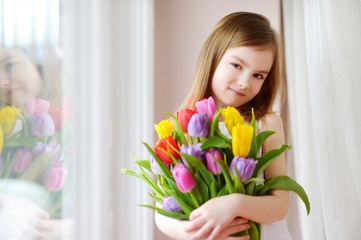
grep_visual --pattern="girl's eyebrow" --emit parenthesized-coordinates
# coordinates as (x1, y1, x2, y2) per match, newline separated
(0, 55, 15, 64)
(231, 55, 270, 75)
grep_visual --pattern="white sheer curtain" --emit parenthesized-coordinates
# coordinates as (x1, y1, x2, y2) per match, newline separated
(63, 0, 154, 239)
(283, 1, 361, 239)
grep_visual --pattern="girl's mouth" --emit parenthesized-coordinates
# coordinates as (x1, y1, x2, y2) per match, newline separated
(229, 88, 245, 97)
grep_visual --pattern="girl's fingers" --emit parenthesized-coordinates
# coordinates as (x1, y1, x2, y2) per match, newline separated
(191, 224, 212, 240)
(206, 225, 222, 240)
(189, 208, 202, 221)
(184, 216, 206, 232)
(228, 218, 248, 227)
(226, 236, 250, 240)
(218, 223, 251, 239)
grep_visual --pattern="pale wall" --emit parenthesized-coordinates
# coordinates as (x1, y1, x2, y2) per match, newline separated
(154, 1, 280, 239)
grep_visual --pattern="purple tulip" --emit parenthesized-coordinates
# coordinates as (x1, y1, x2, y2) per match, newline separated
(13, 149, 32, 173)
(150, 156, 169, 175)
(30, 112, 55, 137)
(43, 163, 68, 191)
(180, 143, 206, 167)
(33, 142, 61, 164)
(172, 163, 196, 193)
(229, 156, 258, 182)
(187, 112, 209, 138)
(162, 196, 182, 212)
(205, 149, 222, 175)
(195, 96, 217, 121)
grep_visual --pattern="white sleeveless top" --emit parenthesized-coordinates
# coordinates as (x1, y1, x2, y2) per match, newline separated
(218, 122, 293, 240)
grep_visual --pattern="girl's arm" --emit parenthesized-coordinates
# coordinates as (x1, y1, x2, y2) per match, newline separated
(185, 114, 289, 240)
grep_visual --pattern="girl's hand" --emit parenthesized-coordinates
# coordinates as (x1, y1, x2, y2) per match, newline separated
(184, 194, 247, 240)
(0, 195, 54, 240)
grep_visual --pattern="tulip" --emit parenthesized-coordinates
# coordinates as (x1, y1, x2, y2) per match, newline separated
(0, 106, 22, 136)
(43, 163, 68, 191)
(177, 108, 196, 133)
(232, 123, 254, 158)
(13, 149, 32, 173)
(30, 112, 55, 137)
(150, 156, 169, 175)
(154, 119, 173, 139)
(50, 107, 73, 130)
(229, 156, 258, 182)
(172, 163, 195, 193)
(195, 96, 218, 121)
(33, 142, 61, 164)
(162, 196, 182, 212)
(205, 149, 223, 175)
(154, 136, 180, 164)
(187, 113, 209, 138)
(221, 106, 244, 136)
(180, 143, 205, 167)
(25, 97, 50, 117)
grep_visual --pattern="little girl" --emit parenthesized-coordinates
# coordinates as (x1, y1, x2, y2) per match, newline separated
(155, 12, 292, 240)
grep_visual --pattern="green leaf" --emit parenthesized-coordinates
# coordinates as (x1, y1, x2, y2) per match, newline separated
(249, 221, 260, 240)
(133, 159, 151, 172)
(164, 113, 188, 146)
(148, 192, 163, 204)
(181, 153, 216, 189)
(257, 175, 310, 215)
(217, 185, 228, 197)
(138, 166, 165, 198)
(201, 136, 231, 150)
(139, 204, 188, 220)
(163, 177, 196, 209)
(210, 180, 218, 198)
(20, 153, 50, 181)
(233, 166, 245, 194)
(248, 109, 258, 159)
(210, 107, 222, 137)
(254, 144, 292, 178)
(256, 131, 275, 154)
(245, 181, 256, 195)
(194, 173, 209, 204)
(4, 136, 38, 148)
(142, 142, 172, 179)
(215, 158, 237, 194)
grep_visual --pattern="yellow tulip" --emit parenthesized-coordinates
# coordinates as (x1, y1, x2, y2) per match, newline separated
(0, 127, 3, 155)
(232, 123, 254, 158)
(0, 106, 22, 136)
(221, 106, 244, 136)
(154, 119, 173, 139)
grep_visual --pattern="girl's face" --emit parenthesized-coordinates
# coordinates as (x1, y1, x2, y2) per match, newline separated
(0, 48, 43, 107)
(211, 46, 274, 108)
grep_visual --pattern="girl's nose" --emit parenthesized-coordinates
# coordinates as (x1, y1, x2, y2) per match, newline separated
(236, 74, 251, 89)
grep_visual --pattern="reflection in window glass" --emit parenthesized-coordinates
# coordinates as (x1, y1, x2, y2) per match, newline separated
(0, 0, 73, 239)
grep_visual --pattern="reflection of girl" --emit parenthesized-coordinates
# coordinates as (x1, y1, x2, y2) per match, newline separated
(0, 46, 62, 108)
(0, 46, 72, 239)
(156, 12, 292, 240)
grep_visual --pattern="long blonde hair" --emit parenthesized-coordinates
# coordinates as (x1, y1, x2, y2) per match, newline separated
(182, 12, 282, 122)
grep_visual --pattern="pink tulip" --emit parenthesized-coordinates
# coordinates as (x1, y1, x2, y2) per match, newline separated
(13, 149, 32, 173)
(205, 149, 222, 175)
(195, 96, 218, 121)
(25, 97, 50, 117)
(43, 163, 68, 191)
(172, 163, 195, 193)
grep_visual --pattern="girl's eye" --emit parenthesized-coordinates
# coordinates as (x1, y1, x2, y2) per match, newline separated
(231, 63, 241, 69)
(253, 74, 264, 80)
(5, 62, 16, 70)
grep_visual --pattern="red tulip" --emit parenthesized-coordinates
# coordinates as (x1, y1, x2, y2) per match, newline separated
(177, 108, 196, 133)
(154, 136, 180, 164)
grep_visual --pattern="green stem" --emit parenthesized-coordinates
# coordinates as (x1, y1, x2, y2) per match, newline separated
(189, 191, 200, 208)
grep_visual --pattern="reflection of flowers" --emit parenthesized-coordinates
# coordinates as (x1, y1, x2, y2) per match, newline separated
(43, 163, 68, 192)
(0, 97, 72, 218)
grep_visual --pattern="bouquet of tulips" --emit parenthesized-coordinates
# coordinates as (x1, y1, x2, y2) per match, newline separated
(121, 96, 310, 239)
(0, 97, 72, 218)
